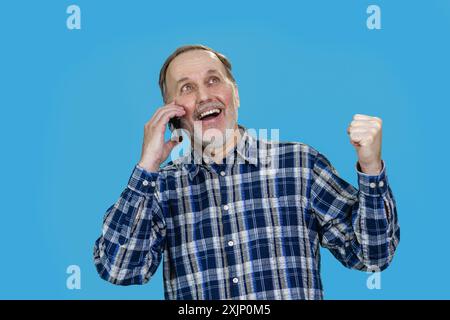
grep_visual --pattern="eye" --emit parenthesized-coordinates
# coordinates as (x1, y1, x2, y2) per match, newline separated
(207, 76, 220, 85)
(180, 83, 193, 94)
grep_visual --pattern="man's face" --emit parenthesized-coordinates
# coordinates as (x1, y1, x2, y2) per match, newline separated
(165, 50, 240, 147)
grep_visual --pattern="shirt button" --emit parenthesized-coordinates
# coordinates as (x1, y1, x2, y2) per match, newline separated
(150, 181, 156, 187)
(228, 240, 234, 247)
(220, 171, 226, 176)
(369, 182, 376, 188)
(142, 180, 149, 186)
(223, 205, 229, 211)
(232, 277, 239, 284)
(378, 181, 384, 187)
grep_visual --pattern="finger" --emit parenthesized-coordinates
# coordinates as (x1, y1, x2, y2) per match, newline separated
(171, 99, 184, 108)
(350, 133, 363, 143)
(353, 114, 374, 120)
(162, 138, 183, 156)
(347, 125, 364, 135)
(353, 114, 382, 124)
(148, 100, 184, 120)
(348, 128, 373, 136)
(349, 123, 381, 135)
(350, 120, 381, 127)
(155, 108, 186, 128)
(158, 107, 186, 123)
(152, 105, 186, 125)
(349, 131, 368, 142)
(154, 103, 184, 118)
(350, 132, 374, 146)
(147, 109, 185, 135)
(359, 136, 374, 146)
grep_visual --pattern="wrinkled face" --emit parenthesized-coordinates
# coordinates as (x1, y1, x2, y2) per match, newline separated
(165, 50, 240, 147)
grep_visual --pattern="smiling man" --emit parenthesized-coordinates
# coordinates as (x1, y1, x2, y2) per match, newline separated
(93, 44, 400, 299)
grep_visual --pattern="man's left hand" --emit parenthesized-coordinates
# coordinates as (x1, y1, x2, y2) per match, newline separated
(347, 114, 383, 175)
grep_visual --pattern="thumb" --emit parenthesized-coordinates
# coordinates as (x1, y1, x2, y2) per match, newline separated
(163, 135, 183, 154)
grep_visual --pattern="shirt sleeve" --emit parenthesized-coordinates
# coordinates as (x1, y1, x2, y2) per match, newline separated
(93, 165, 166, 285)
(309, 152, 400, 271)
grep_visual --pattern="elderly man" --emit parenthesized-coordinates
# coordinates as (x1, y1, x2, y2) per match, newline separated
(94, 44, 400, 300)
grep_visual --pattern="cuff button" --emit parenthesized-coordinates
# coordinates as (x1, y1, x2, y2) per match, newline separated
(150, 181, 156, 187)
(378, 181, 385, 187)
(142, 180, 149, 186)
(369, 182, 376, 188)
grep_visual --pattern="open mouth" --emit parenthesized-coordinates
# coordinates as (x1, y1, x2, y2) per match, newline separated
(197, 108, 222, 121)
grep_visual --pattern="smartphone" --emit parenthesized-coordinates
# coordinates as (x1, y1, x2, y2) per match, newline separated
(168, 116, 181, 131)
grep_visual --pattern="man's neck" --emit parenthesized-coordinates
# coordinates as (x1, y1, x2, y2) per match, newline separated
(202, 126, 242, 164)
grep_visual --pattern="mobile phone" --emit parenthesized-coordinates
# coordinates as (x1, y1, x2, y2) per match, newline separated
(168, 116, 181, 131)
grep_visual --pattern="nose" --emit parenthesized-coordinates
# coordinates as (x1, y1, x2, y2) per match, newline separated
(196, 84, 212, 106)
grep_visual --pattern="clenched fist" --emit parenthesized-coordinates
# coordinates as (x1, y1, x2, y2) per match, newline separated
(347, 114, 383, 175)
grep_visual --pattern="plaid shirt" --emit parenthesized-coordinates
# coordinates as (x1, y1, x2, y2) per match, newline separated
(94, 125, 400, 299)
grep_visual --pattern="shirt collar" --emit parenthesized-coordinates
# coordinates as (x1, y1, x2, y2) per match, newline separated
(175, 124, 260, 180)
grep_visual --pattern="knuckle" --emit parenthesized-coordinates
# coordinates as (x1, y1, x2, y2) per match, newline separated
(372, 121, 381, 129)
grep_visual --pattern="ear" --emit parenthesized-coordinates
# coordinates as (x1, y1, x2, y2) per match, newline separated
(234, 84, 240, 108)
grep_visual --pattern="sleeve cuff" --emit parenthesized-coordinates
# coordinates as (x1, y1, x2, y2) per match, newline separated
(356, 160, 389, 196)
(127, 165, 159, 195)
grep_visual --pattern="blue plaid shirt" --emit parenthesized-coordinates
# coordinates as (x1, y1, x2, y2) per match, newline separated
(94, 125, 400, 299)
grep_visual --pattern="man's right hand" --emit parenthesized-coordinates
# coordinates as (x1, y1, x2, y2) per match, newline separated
(138, 102, 186, 172)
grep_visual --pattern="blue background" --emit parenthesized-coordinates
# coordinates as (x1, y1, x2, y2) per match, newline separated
(1, 0, 449, 299)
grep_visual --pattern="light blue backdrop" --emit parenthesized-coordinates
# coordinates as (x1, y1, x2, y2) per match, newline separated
(1, 0, 448, 299)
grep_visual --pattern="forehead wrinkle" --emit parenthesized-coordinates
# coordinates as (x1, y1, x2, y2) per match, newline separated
(169, 51, 224, 77)
(165, 50, 229, 96)
(176, 69, 222, 85)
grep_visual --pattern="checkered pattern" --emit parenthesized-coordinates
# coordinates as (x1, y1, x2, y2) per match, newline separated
(94, 125, 400, 300)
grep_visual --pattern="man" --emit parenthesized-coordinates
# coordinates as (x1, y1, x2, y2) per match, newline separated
(93, 44, 400, 299)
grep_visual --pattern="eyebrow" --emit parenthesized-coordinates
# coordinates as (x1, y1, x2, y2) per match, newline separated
(206, 69, 220, 75)
(176, 69, 221, 86)
(176, 77, 189, 86)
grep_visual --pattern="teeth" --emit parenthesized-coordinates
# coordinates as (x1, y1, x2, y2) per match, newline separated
(199, 108, 221, 120)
